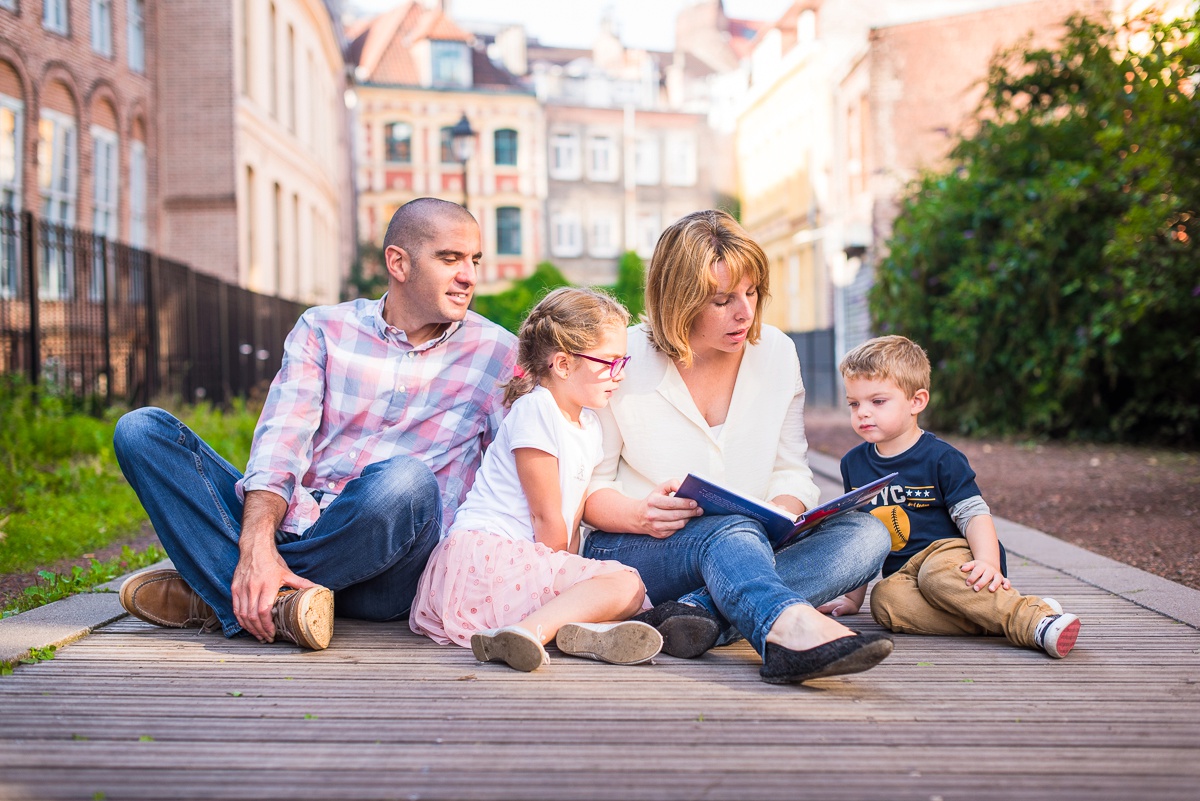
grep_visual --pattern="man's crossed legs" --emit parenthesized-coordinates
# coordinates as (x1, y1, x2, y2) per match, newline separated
(112, 407, 442, 649)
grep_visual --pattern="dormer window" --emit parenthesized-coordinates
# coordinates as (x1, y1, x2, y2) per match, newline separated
(430, 41, 471, 89)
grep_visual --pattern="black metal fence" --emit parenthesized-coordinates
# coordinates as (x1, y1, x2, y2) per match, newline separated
(788, 328, 839, 408)
(0, 209, 306, 408)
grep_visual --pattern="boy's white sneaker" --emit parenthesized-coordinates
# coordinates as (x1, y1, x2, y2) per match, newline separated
(1042, 597, 1064, 615)
(1034, 612, 1080, 658)
(471, 625, 549, 672)
(555, 621, 663, 665)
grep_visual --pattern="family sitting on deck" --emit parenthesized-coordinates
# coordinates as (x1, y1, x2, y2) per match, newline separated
(112, 198, 1080, 684)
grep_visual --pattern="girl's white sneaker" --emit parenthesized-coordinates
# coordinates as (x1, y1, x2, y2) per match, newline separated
(555, 621, 663, 665)
(471, 625, 550, 672)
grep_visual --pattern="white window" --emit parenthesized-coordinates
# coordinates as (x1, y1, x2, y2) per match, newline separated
(665, 133, 697, 187)
(550, 211, 582, 258)
(634, 135, 660, 186)
(0, 95, 22, 299)
(44, 0, 69, 34)
(129, 140, 147, 248)
(635, 212, 660, 259)
(128, 0, 146, 73)
(430, 41, 471, 89)
(549, 132, 581, 180)
(0, 1, 17, 13)
(90, 126, 118, 300)
(587, 135, 618, 182)
(38, 110, 77, 300)
(588, 212, 619, 258)
(92, 0, 113, 56)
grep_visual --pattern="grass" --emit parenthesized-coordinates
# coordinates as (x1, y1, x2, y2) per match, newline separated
(1, 544, 169, 618)
(0, 382, 260, 576)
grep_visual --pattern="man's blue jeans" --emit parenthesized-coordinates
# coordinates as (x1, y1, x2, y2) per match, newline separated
(584, 511, 889, 655)
(113, 407, 442, 638)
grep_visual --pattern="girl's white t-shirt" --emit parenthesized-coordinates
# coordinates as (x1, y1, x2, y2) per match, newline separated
(450, 385, 603, 545)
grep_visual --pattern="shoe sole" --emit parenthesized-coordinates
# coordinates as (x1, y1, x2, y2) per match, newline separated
(556, 622, 663, 665)
(657, 615, 720, 659)
(761, 638, 895, 684)
(1046, 616, 1080, 659)
(471, 630, 546, 672)
(118, 569, 206, 628)
(289, 587, 334, 650)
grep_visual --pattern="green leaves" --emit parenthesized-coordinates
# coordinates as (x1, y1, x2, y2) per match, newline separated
(873, 11, 1200, 443)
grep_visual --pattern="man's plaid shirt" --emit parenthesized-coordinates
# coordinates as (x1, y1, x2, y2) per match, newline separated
(236, 296, 518, 536)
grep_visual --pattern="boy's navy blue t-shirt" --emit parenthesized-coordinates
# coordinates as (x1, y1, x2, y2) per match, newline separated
(841, 431, 1006, 578)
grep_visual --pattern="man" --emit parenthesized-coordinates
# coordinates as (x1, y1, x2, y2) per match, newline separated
(114, 198, 517, 649)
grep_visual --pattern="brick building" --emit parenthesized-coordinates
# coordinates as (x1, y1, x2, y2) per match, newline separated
(737, 0, 1114, 350)
(0, 0, 155, 283)
(348, 1, 544, 289)
(157, 0, 354, 305)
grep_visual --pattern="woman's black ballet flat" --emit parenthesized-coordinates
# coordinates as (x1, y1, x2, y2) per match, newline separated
(759, 632, 894, 684)
(633, 601, 720, 659)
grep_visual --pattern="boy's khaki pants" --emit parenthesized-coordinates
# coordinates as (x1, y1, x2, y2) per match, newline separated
(869, 538, 1056, 648)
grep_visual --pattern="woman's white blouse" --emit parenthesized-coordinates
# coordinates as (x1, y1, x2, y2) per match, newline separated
(587, 324, 820, 513)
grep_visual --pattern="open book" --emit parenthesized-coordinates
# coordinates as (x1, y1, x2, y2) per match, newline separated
(674, 471, 899, 551)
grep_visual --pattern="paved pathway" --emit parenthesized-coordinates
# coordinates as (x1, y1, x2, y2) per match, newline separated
(1, 459, 1197, 800)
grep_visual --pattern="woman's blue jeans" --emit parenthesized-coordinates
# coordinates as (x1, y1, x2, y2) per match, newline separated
(584, 511, 890, 655)
(113, 407, 442, 638)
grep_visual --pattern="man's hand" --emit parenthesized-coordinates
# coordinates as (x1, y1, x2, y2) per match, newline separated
(638, 480, 703, 538)
(960, 559, 1009, 592)
(231, 543, 315, 642)
(233, 490, 313, 642)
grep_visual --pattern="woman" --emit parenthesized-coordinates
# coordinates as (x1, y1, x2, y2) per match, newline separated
(581, 210, 893, 684)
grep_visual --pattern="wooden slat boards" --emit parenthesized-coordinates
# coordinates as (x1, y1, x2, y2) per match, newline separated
(1, 560, 1198, 801)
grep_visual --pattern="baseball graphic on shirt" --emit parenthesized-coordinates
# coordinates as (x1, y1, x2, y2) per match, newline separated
(872, 505, 910, 551)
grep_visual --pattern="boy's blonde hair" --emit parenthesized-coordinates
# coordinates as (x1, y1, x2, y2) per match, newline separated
(839, 335, 931, 399)
(503, 287, 630, 407)
(644, 209, 770, 367)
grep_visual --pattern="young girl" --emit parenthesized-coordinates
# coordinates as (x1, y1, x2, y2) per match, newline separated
(409, 287, 660, 671)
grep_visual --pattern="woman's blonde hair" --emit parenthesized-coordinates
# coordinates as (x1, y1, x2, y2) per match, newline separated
(503, 287, 631, 407)
(644, 209, 770, 366)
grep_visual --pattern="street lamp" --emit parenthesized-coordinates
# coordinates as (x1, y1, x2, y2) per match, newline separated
(449, 112, 476, 209)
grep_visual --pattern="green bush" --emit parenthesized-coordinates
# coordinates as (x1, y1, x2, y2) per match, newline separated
(472, 261, 572, 333)
(872, 12, 1200, 443)
(0, 383, 261, 574)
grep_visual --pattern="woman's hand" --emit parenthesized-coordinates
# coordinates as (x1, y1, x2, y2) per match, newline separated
(638, 480, 703, 538)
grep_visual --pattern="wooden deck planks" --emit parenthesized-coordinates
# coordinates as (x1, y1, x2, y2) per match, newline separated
(1, 562, 1198, 800)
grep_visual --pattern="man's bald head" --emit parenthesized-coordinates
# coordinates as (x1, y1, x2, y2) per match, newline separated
(383, 198, 478, 258)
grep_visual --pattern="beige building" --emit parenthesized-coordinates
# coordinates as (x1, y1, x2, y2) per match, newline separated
(348, 2, 544, 289)
(736, 0, 1120, 346)
(157, 0, 353, 305)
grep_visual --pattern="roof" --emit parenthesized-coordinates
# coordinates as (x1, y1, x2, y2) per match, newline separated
(347, 1, 485, 86)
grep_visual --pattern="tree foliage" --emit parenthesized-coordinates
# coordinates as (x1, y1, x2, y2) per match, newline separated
(471, 261, 571, 333)
(872, 12, 1200, 443)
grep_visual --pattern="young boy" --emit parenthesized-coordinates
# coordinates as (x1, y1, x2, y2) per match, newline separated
(818, 335, 1080, 658)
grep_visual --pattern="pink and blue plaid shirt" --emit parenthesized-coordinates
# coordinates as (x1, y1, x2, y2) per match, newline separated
(236, 296, 518, 536)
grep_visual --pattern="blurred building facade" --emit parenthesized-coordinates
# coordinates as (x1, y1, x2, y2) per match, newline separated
(347, 1, 544, 289)
(160, 0, 353, 305)
(458, 0, 760, 286)
(0, 0, 355, 307)
(736, 0, 1110, 349)
(0, 0, 156, 268)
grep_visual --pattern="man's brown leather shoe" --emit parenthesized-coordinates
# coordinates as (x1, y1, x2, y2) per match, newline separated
(271, 586, 333, 650)
(119, 569, 219, 631)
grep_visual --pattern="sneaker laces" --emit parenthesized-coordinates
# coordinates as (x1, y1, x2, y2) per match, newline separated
(1034, 614, 1060, 648)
